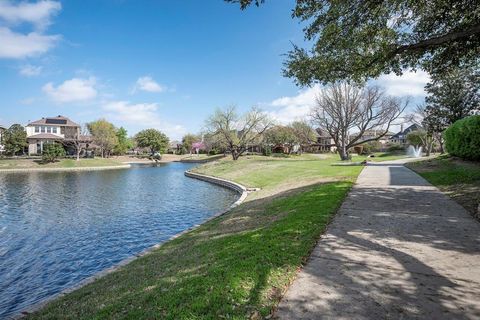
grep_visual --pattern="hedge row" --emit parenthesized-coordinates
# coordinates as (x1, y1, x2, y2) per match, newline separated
(445, 115, 480, 161)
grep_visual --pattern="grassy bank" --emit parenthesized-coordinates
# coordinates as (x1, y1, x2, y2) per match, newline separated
(406, 155, 480, 217)
(193, 153, 403, 200)
(28, 182, 352, 320)
(27, 153, 367, 319)
(0, 158, 124, 169)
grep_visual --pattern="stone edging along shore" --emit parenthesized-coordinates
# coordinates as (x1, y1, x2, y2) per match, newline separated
(18, 170, 252, 319)
(0, 164, 131, 174)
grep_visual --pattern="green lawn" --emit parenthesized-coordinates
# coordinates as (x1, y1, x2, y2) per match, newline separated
(406, 155, 480, 216)
(193, 153, 405, 200)
(0, 158, 125, 169)
(27, 153, 367, 319)
(28, 182, 352, 320)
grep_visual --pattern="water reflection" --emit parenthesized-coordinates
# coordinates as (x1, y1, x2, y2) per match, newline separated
(0, 163, 238, 318)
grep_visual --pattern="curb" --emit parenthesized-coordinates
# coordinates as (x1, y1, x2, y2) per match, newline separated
(0, 164, 131, 174)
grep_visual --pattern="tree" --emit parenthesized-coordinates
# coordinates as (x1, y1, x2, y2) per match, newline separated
(4, 124, 27, 156)
(227, 0, 480, 84)
(63, 124, 88, 161)
(42, 143, 66, 163)
(424, 65, 479, 126)
(408, 104, 441, 155)
(311, 83, 405, 160)
(290, 120, 317, 146)
(182, 133, 200, 154)
(114, 127, 133, 155)
(264, 125, 298, 152)
(87, 119, 118, 158)
(205, 106, 272, 160)
(135, 129, 169, 155)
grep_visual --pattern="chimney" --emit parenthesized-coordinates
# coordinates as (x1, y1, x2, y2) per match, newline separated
(400, 123, 404, 132)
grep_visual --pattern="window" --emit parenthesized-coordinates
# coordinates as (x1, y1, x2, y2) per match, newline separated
(61, 127, 65, 134)
(52, 127, 57, 134)
(35, 126, 39, 133)
(41, 126, 46, 133)
(47, 127, 51, 133)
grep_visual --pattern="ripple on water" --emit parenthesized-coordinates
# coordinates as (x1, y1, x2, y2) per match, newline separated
(0, 163, 238, 318)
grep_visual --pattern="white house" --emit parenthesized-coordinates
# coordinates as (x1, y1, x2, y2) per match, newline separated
(26, 115, 80, 155)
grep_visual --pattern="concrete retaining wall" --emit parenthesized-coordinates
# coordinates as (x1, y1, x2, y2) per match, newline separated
(184, 171, 248, 208)
(18, 169, 249, 319)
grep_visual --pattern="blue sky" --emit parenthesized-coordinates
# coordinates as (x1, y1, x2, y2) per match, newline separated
(0, 0, 429, 139)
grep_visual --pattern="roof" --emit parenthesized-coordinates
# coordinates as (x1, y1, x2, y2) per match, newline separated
(391, 124, 423, 139)
(28, 115, 79, 127)
(0, 125, 6, 130)
(350, 130, 395, 138)
(27, 133, 64, 140)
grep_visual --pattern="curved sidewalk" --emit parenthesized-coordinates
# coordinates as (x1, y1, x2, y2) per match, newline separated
(276, 160, 480, 319)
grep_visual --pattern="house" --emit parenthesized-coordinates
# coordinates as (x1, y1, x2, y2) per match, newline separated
(167, 140, 182, 154)
(0, 125, 6, 143)
(350, 129, 395, 145)
(0, 125, 6, 153)
(390, 124, 423, 145)
(303, 129, 336, 153)
(26, 115, 80, 155)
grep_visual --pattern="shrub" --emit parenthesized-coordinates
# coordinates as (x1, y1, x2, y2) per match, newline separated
(263, 145, 272, 156)
(362, 141, 383, 153)
(387, 143, 405, 152)
(42, 143, 66, 163)
(445, 115, 480, 160)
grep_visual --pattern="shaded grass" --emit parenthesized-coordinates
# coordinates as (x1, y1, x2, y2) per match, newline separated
(406, 155, 480, 216)
(28, 182, 352, 320)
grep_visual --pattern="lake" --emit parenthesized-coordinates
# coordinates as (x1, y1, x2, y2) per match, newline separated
(0, 163, 238, 318)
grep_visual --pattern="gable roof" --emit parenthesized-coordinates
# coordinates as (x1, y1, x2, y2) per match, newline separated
(391, 124, 423, 139)
(28, 115, 79, 127)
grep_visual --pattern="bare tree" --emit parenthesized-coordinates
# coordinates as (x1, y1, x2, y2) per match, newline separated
(205, 106, 272, 160)
(312, 83, 406, 160)
(64, 124, 89, 161)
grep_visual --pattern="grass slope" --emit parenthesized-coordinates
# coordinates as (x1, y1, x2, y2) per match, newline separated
(28, 182, 352, 319)
(407, 155, 480, 216)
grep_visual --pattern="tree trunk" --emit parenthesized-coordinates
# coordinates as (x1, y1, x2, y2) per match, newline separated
(338, 144, 349, 161)
(232, 149, 239, 160)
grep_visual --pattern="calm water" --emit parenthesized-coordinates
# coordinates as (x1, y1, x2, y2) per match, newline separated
(0, 163, 238, 318)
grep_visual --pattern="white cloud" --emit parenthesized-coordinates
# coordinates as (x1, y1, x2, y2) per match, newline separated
(19, 64, 43, 76)
(132, 76, 166, 93)
(375, 70, 430, 97)
(264, 85, 321, 124)
(0, 0, 61, 30)
(102, 100, 186, 139)
(0, 1, 61, 59)
(42, 77, 97, 103)
(0, 27, 59, 59)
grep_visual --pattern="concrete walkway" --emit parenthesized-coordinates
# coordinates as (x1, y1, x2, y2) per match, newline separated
(276, 160, 480, 319)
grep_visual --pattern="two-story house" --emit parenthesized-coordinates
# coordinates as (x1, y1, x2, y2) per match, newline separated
(26, 115, 80, 155)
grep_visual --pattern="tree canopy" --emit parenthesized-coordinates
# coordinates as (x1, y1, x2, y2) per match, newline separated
(135, 129, 169, 155)
(87, 119, 118, 158)
(205, 106, 272, 160)
(4, 124, 27, 156)
(227, 0, 480, 84)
